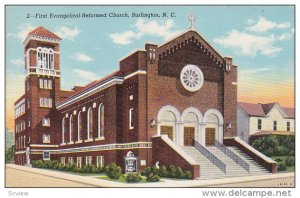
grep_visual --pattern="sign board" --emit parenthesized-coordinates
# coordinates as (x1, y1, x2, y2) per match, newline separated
(124, 151, 138, 174)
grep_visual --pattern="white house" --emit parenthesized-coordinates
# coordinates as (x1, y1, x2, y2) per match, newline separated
(237, 102, 294, 143)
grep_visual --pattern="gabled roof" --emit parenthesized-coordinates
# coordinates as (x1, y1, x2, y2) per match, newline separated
(238, 102, 266, 117)
(157, 29, 225, 68)
(28, 26, 61, 40)
(238, 102, 294, 118)
(282, 107, 295, 119)
(261, 103, 276, 115)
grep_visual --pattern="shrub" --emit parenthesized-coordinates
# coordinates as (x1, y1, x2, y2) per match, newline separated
(65, 163, 77, 172)
(285, 156, 295, 166)
(251, 135, 295, 157)
(278, 162, 287, 171)
(105, 163, 122, 179)
(146, 173, 160, 182)
(57, 163, 66, 171)
(184, 171, 193, 180)
(274, 157, 283, 163)
(175, 167, 185, 179)
(141, 167, 151, 176)
(126, 173, 142, 183)
(169, 165, 177, 178)
(159, 165, 169, 177)
(141, 166, 159, 177)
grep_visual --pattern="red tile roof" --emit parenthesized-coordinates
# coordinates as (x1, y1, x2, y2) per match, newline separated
(58, 70, 122, 104)
(238, 102, 295, 118)
(238, 102, 266, 117)
(28, 26, 61, 40)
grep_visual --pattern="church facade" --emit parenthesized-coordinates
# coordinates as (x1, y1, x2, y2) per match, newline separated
(14, 24, 240, 179)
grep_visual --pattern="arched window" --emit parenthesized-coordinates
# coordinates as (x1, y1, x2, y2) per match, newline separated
(78, 111, 82, 141)
(37, 47, 54, 69)
(62, 118, 65, 143)
(69, 114, 73, 143)
(98, 104, 104, 138)
(87, 107, 93, 140)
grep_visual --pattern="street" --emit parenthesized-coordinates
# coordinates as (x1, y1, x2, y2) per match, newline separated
(6, 166, 94, 187)
(5, 164, 295, 188)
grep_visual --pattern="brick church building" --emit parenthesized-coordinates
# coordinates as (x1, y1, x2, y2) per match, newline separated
(14, 21, 276, 179)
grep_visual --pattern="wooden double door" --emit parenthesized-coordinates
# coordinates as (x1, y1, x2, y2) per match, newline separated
(160, 126, 195, 146)
(160, 126, 173, 140)
(205, 128, 216, 146)
(184, 127, 195, 146)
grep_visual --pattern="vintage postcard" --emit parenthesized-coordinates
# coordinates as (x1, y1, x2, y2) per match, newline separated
(4, 4, 295, 193)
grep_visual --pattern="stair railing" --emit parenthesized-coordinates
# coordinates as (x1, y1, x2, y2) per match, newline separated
(214, 140, 250, 173)
(193, 139, 226, 173)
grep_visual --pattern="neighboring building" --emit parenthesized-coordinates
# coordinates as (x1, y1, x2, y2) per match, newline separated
(237, 102, 295, 142)
(14, 21, 276, 179)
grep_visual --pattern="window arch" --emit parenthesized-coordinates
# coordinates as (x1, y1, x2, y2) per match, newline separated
(98, 104, 104, 138)
(62, 117, 65, 143)
(78, 111, 82, 141)
(37, 47, 54, 69)
(87, 107, 93, 140)
(69, 114, 73, 143)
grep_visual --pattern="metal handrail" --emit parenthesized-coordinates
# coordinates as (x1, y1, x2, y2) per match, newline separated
(214, 140, 250, 173)
(193, 139, 226, 173)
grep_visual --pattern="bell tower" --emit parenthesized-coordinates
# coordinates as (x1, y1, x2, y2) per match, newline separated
(23, 26, 62, 146)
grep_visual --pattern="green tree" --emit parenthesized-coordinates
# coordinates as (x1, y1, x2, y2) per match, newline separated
(5, 146, 15, 164)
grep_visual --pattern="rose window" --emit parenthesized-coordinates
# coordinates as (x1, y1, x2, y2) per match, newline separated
(180, 64, 204, 92)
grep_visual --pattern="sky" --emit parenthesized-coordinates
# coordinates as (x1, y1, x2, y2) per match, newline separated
(5, 5, 295, 130)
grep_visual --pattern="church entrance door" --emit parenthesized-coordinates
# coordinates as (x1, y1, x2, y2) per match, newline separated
(184, 127, 195, 146)
(160, 126, 173, 141)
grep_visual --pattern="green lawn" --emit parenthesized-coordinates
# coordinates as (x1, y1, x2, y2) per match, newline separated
(95, 174, 149, 183)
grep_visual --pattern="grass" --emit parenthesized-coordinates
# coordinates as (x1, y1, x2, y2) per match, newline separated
(96, 174, 148, 183)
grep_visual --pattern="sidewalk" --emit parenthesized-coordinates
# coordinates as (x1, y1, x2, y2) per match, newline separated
(6, 164, 294, 187)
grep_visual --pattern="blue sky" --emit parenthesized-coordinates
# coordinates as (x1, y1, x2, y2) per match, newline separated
(5, 5, 295, 129)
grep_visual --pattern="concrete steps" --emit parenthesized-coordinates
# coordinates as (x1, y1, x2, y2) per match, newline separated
(227, 147, 270, 175)
(181, 145, 270, 180)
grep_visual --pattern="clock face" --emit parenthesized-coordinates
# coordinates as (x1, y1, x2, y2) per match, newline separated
(180, 64, 204, 92)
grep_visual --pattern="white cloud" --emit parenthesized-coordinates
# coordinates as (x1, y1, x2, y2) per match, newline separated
(71, 52, 93, 62)
(16, 23, 36, 41)
(110, 19, 181, 45)
(110, 31, 138, 45)
(73, 69, 97, 81)
(278, 28, 294, 41)
(214, 29, 282, 57)
(55, 26, 80, 40)
(135, 19, 181, 40)
(10, 58, 24, 67)
(247, 17, 290, 32)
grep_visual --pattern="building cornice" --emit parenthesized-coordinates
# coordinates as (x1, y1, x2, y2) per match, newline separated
(23, 35, 61, 46)
(29, 142, 152, 154)
(56, 70, 147, 110)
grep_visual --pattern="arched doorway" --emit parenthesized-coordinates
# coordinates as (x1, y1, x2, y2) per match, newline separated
(182, 112, 197, 146)
(182, 107, 203, 146)
(203, 109, 224, 146)
(157, 106, 181, 143)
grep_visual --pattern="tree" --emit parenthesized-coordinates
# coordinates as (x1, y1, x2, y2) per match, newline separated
(5, 146, 15, 164)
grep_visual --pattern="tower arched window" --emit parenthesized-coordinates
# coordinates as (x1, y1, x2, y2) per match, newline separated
(78, 111, 82, 141)
(37, 47, 54, 69)
(98, 104, 104, 138)
(69, 114, 73, 143)
(87, 107, 93, 140)
(62, 118, 65, 143)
